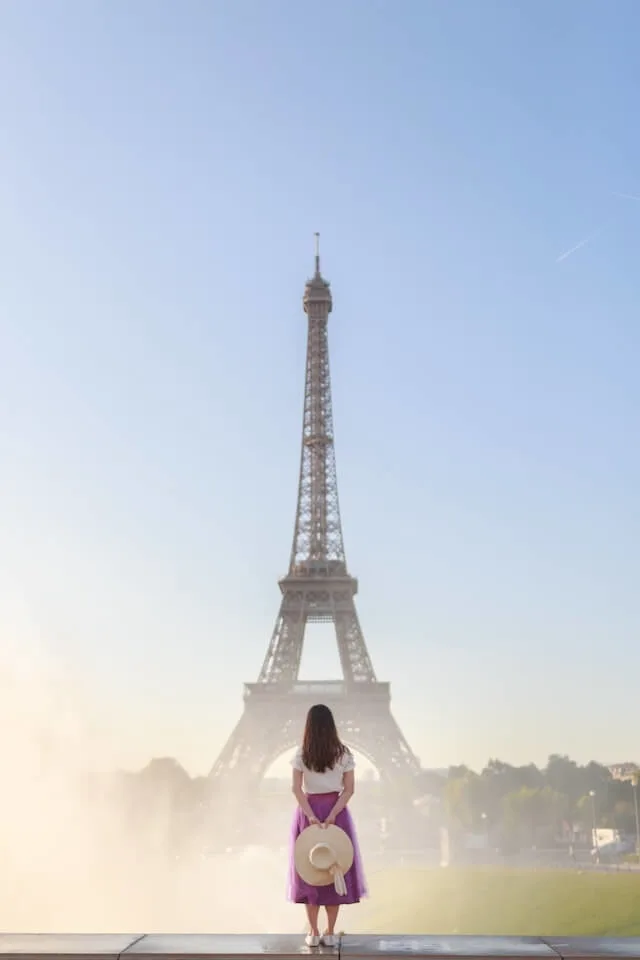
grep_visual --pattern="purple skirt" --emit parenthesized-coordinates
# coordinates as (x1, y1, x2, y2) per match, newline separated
(287, 792, 367, 906)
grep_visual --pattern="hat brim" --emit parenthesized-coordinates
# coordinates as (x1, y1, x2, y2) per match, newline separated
(294, 824, 354, 887)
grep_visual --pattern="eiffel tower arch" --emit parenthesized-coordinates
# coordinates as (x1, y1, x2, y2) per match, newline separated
(209, 237, 422, 815)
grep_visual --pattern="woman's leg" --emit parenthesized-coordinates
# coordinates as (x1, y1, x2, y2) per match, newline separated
(305, 903, 320, 936)
(325, 904, 339, 934)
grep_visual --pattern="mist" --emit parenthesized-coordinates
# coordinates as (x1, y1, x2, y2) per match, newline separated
(4, 635, 631, 940)
(0, 642, 302, 934)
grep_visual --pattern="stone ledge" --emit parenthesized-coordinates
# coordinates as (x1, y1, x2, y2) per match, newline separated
(0, 937, 639, 960)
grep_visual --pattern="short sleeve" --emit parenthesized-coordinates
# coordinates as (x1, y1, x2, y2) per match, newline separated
(291, 748, 304, 771)
(342, 750, 355, 772)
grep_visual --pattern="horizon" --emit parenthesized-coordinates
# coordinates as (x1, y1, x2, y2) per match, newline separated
(97, 750, 637, 781)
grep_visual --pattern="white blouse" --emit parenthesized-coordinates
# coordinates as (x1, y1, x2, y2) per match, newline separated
(291, 747, 355, 794)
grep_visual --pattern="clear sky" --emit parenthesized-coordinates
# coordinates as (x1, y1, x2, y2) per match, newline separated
(1, 0, 639, 777)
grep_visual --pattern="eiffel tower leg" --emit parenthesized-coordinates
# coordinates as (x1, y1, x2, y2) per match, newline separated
(257, 596, 305, 685)
(210, 699, 297, 785)
(336, 704, 424, 845)
(334, 601, 376, 683)
(337, 698, 421, 784)
(208, 701, 301, 843)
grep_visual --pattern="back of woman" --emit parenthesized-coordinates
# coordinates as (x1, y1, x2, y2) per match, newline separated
(287, 703, 367, 946)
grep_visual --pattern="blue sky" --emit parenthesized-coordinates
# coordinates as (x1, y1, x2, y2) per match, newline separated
(1, 0, 639, 776)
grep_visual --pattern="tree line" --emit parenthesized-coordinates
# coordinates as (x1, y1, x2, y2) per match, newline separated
(420, 755, 639, 849)
(92, 753, 640, 855)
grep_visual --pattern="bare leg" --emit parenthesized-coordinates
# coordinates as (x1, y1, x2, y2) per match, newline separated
(305, 904, 320, 936)
(325, 905, 339, 935)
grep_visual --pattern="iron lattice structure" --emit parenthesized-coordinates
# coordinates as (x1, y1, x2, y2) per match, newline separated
(209, 239, 421, 801)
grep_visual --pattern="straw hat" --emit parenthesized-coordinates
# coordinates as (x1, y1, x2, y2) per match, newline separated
(294, 824, 354, 896)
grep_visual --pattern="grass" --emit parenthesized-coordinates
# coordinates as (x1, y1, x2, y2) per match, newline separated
(356, 867, 640, 936)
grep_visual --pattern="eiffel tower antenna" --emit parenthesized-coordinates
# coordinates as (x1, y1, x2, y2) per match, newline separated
(209, 239, 421, 817)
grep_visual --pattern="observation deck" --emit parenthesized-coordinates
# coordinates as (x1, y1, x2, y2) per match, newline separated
(244, 680, 391, 703)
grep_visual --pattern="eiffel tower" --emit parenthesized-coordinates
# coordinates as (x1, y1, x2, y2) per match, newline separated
(209, 238, 421, 806)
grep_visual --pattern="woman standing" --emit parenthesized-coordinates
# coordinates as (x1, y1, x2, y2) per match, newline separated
(287, 704, 367, 946)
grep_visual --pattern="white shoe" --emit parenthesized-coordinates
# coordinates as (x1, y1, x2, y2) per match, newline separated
(322, 935, 337, 947)
(305, 935, 320, 947)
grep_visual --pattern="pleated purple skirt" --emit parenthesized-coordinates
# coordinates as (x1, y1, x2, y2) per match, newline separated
(287, 792, 368, 905)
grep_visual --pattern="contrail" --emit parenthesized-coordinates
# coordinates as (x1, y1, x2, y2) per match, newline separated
(556, 193, 640, 264)
(612, 191, 640, 202)
(556, 229, 599, 263)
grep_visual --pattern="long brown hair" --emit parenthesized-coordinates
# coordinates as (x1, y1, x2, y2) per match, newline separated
(301, 704, 347, 773)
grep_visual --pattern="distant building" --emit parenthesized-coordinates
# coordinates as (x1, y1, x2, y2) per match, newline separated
(608, 762, 638, 782)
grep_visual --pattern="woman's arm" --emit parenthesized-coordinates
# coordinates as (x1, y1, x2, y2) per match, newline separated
(292, 768, 319, 824)
(324, 769, 354, 825)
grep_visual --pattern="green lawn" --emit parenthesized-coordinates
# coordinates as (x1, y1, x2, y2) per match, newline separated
(356, 867, 640, 936)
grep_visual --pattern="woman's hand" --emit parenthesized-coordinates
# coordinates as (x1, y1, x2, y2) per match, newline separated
(307, 814, 320, 826)
(322, 814, 336, 828)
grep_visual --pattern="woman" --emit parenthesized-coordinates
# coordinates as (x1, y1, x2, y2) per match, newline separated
(287, 703, 367, 946)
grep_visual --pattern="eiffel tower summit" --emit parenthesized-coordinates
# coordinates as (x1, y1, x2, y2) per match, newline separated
(209, 237, 422, 813)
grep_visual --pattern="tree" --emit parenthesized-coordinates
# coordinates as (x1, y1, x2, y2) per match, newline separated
(445, 769, 487, 831)
(503, 786, 568, 845)
(545, 755, 580, 805)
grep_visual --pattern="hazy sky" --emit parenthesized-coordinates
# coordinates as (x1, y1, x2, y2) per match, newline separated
(1, 0, 639, 776)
